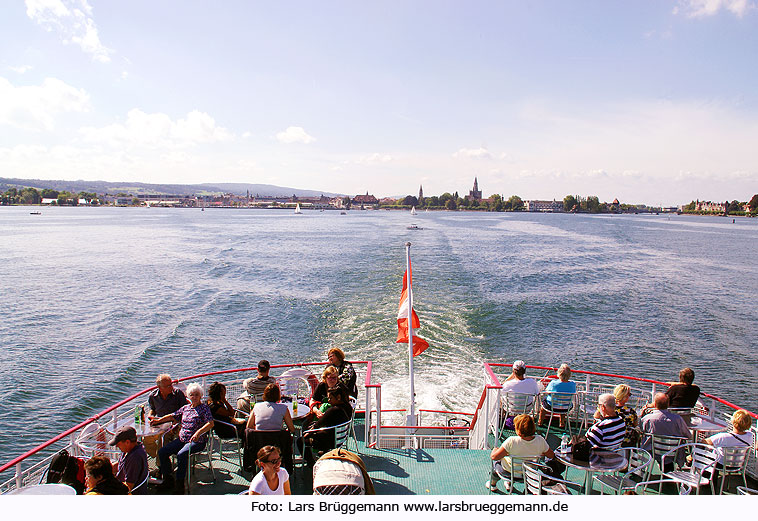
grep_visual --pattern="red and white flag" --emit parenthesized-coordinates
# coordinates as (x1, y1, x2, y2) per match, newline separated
(396, 262, 429, 356)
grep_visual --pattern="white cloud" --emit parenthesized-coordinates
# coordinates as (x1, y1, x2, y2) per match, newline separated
(276, 126, 315, 144)
(452, 147, 492, 159)
(8, 65, 34, 74)
(674, 0, 753, 18)
(25, 0, 112, 62)
(79, 109, 232, 148)
(0, 76, 90, 130)
(355, 153, 392, 165)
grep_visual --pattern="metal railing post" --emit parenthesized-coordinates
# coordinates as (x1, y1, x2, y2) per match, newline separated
(15, 463, 22, 489)
(376, 387, 382, 449)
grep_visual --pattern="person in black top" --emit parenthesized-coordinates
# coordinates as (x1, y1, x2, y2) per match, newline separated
(665, 367, 700, 408)
(328, 347, 357, 398)
(84, 456, 129, 495)
(207, 381, 246, 438)
(309, 366, 349, 419)
(301, 386, 352, 465)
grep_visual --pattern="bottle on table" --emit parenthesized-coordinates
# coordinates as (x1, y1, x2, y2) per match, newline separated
(134, 405, 142, 426)
(293, 394, 298, 415)
(560, 433, 570, 453)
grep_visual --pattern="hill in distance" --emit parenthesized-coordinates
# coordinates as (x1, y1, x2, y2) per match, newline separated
(0, 177, 343, 198)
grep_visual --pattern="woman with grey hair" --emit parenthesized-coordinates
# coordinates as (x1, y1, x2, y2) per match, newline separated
(150, 382, 214, 494)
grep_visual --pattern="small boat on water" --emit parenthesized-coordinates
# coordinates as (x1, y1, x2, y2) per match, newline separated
(294, 203, 302, 214)
(410, 206, 417, 215)
(340, 210, 347, 215)
(407, 224, 422, 230)
(29, 211, 41, 215)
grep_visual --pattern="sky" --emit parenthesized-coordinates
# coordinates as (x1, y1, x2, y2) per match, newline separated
(1, 1, 757, 205)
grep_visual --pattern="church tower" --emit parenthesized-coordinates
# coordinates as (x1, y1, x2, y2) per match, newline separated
(418, 185, 423, 205)
(469, 177, 482, 201)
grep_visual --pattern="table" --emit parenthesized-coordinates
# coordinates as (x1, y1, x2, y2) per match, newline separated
(7, 483, 77, 495)
(554, 449, 627, 494)
(683, 414, 728, 441)
(286, 399, 310, 421)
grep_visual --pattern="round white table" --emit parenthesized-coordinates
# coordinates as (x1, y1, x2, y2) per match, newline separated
(554, 449, 627, 494)
(7, 483, 77, 495)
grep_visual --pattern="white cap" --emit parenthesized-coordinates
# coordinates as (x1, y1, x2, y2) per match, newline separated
(513, 360, 526, 371)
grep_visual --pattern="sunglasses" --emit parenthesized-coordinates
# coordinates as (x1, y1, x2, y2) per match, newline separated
(262, 457, 281, 465)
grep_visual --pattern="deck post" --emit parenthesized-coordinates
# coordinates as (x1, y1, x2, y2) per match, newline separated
(376, 387, 382, 449)
(15, 462, 22, 489)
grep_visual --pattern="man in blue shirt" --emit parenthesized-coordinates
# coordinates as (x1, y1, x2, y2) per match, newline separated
(110, 426, 149, 494)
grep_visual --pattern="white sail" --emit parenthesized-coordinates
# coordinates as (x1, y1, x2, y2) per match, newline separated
(295, 203, 302, 214)
(410, 206, 417, 215)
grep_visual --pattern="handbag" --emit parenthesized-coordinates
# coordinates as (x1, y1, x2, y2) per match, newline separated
(569, 435, 591, 461)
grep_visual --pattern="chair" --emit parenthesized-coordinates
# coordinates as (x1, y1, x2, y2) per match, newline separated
(499, 391, 537, 440)
(489, 456, 539, 494)
(716, 446, 752, 494)
(75, 422, 120, 459)
(645, 433, 688, 473)
(633, 478, 683, 495)
(243, 428, 294, 475)
(347, 396, 359, 453)
(736, 486, 758, 495)
(211, 418, 243, 470)
(522, 461, 582, 495)
(540, 390, 577, 437)
(661, 442, 718, 495)
(186, 440, 214, 494)
(301, 419, 352, 465)
(593, 448, 653, 495)
(130, 472, 150, 494)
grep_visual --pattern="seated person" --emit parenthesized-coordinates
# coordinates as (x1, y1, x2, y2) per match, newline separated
(246, 383, 295, 434)
(706, 409, 754, 464)
(586, 393, 625, 449)
(84, 456, 129, 495)
(611, 384, 640, 447)
(150, 382, 214, 495)
(665, 367, 700, 409)
(328, 347, 358, 398)
(248, 445, 291, 495)
(489, 414, 554, 492)
(640, 393, 690, 468)
(309, 366, 349, 419)
(301, 386, 352, 465)
(502, 360, 540, 402)
(109, 426, 148, 494)
(207, 382, 247, 438)
(237, 360, 277, 413)
(144, 373, 187, 458)
(538, 363, 576, 427)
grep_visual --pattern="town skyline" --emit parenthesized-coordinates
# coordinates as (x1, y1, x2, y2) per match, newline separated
(2, 2, 757, 206)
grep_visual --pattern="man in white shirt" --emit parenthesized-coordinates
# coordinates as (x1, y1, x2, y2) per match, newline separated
(501, 360, 540, 409)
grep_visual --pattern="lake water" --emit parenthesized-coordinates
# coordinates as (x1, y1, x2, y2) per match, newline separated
(1, 206, 757, 462)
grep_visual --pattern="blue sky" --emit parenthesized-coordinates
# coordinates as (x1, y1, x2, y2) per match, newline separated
(1, 1, 756, 204)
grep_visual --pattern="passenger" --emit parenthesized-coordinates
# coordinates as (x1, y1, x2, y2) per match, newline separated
(586, 393, 626, 449)
(328, 347, 358, 398)
(610, 384, 640, 447)
(538, 364, 576, 428)
(301, 386, 352, 466)
(246, 383, 295, 433)
(150, 382, 214, 495)
(84, 456, 129, 495)
(502, 360, 540, 406)
(248, 445, 291, 495)
(705, 409, 754, 463)
(237, 360, 277, 414)
(109, 426, 148, 494)
(489, 414, 554, 492)
(144, 373, 187, 458)
(665, 367, 700, 409)
(640, 393, 690, 468)
(308, 366, 348, 419)
(207, 382, 246, 438)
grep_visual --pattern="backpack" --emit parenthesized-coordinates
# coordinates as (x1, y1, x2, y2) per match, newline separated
(46, 449, 86, 494)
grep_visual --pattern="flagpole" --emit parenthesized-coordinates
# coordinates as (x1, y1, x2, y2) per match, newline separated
(405, 241, 416, 427)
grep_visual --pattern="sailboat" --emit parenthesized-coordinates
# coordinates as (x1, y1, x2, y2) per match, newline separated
(294, 203, 302, 214)
(410, 206, 417, 215)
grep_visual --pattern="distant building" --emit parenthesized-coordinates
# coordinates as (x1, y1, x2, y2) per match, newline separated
(352, 192, 378, 207)
(525, 199, 564, 212)
(695, 200, 726, 213)
(466, 178, 482, 201)
(418, 185, 424, 206)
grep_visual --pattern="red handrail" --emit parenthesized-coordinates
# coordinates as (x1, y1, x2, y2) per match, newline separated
(0, 361, 370, 475)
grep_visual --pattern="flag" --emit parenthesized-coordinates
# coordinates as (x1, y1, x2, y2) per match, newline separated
(396, 263, 429, 356)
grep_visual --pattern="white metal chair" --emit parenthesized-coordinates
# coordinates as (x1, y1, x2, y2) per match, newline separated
(540, 390, 577, 437)
(489, 456, 539, 494)
(522, 461, 582, 495)
(716, 445, 752, 494)
(211, 418, 243, 470)
(645, 433, 689, 473)
(661, 442, 718, 495)
(130, 472, 150, 494)
(74, 422, 119, 458)
(186, 440, 215, 494)
(633, 478, 683, 495)
(736, 486, 758, 495)
(594, 447, 653, 495)
(302, 419, 352, 464)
